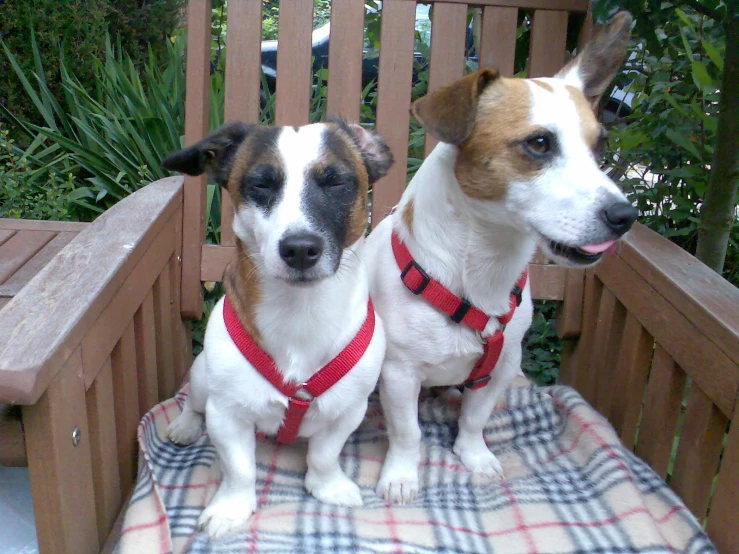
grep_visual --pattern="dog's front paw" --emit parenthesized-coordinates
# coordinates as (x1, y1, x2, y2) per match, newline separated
(376, 464, 419, 505)
(305, 471, 364, 507)
(199, 490, 256, 539)
(167, 408, 204, 446)
(453, 441, 504, 481)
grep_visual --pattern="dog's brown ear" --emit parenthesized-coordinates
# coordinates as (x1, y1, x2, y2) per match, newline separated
(162, 121, 254, 186)
(341, 123, 395, 184)
(411, 68, 499, 145)
(555, 11, 632, 109)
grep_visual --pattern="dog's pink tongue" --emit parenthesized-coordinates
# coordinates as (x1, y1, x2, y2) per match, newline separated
(580, 240, 617, 254)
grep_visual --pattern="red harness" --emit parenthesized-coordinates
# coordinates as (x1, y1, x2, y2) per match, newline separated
(391, 231, 527, 391)
(223, 296, 376, 443)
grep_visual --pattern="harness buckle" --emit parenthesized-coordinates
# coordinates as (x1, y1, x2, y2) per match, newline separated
(450, 299, 472, 323)
(464, 375, 492, 389)
(512, 284, 523, 307)
(294, 387, 314, 402)
(401, 260, 431, 295)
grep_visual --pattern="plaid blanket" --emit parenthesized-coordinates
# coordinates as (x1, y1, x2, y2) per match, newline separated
(117, 380, 716, 554)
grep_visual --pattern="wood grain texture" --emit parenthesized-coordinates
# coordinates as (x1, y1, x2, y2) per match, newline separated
(479, 7, 518, 77)
(0, 229, 15, 247)
(22, 349, 98, 554)
(0, 230, 56, 284)
(135, 291, 159, 416)
(556, 268, 585, 339)
(584, 287, 617, 405)
(424, 2, 468, 156)
(670, 384, 727, 521)
(0, 409, 26, 466)
(372, 0, 416, 226)
(570, 271, 602, 401)
(619, 223, 739, 370)
(634, 345, 687, 480)
(326, 0, 366, 121)
(424, 0, 587, 10)
(171, 210, 190, 383)
(609, 312, 654, 447)
(201, 243, 234, 282)
(528, 10, 569, 77)
(0, 232, 77, 297)
(596, 252, 738, 418)
(154, 265, 176, 400)
(528, 263, 566, 300)
(111, 322, 139, 499)
(80, 214, 177, 389)
(0, 219, 87, 232)
(0, 178, 182, 405)
(596, 298, 627, 415)
(181, 0, 212, 319)
(705, 421, 739, 554)
(274, 0, 314, 126)
(221, 0, 263, 247)
(85, 357, 122, 545)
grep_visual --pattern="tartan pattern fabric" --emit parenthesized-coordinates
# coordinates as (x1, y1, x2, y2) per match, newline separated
(117, 381, 716, 554)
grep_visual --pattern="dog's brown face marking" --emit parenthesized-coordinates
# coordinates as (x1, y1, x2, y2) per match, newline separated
(401, 197, 415, 234)
(565, 85, 603, 150)
(454, 78, 544, 201)
(223, 243, 262, 343)
(532, 79, 553, 92)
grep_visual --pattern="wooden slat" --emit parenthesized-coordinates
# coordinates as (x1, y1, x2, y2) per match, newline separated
(326, 0, 366, 121)
(0, 178, 181, 406)
(0, 230, 56, 284)
(479, 7, 518, 77)
(0, 232, 77, 297)
(80, 214, 177, 387)
(171, 209, 190, 383)
(528, 263, 566, 300)
(221, 0, 263, 247)
(596, 297, 627, 415)
(274, 0, 314, 126)
(556, 268, 585, 339)
(135, 291, 159, 416)
(201, 244, 234, 282)
(0, 219, 87, 232)
(0, 409, 26, 466)
(528, 10, 569, 77)
(670, 384, 727, 521)
(22, 349, 98, 554)
(620, 223, 739, 371)
(424, 0, 588, 10)
(181, 0, 212, 319)
(111, 322, 139, 498)
(372, 0, 417, 226)
(584, 286, 617, 405)
(568, 270, 602, 395)
(634, 345, 687, 480)
(577, 8, 593, 51)
(154, 265, 176, 400)
(0, 229, 16, 247)
(706, 421, 739, 553)
(424, 2, 468, 156)
(596, 254, 738, 418)
(608, 312, 654, 447)
(86, 357, 122, 545)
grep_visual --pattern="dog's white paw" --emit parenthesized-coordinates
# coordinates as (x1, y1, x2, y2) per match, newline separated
(376, 462, 419, 505)
(167, 409, 204, 446)
(453, 442, 504, 481)
(306, 471, 364, 507)
(199, 490, 256, 539)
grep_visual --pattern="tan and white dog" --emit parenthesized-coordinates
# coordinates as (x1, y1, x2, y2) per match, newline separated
(364, 12, 636, 504)
(161, 121, 392, 537)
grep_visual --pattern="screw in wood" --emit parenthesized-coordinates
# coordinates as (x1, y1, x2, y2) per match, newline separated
(72, 427, 81, 446)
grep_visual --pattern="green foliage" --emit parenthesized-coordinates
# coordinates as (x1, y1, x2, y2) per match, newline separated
(258, 0, 331, 41)
(600, 3, 737, 285)
(522, 301, 562, 386)
(0, 128, 75, 221)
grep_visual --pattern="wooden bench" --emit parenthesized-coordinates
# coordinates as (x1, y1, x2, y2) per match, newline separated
(0, 1, 736, 553)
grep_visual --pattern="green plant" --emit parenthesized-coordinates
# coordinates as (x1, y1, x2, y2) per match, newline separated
(0, 128, 75, 221)
(522, 301, 562, 386)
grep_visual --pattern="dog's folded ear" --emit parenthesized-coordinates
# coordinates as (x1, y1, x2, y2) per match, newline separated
(410, 68, 499, 145)
(342, 123, 395, 184)
(162, 122, 254, 186)
(555, 11, 632, 109)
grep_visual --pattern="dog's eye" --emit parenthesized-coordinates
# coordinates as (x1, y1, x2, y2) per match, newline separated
(525, 135, 551, 154)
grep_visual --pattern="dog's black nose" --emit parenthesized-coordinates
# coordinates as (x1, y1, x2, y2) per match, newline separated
(279, 233, 323, 270)
(602, 201, 638, 235)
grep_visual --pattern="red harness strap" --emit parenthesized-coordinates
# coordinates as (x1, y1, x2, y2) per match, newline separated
(391, 230, 527, 390)
(223, 297, 376, 443)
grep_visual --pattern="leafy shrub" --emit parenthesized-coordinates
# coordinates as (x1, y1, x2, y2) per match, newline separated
(0, 128, 75, 221)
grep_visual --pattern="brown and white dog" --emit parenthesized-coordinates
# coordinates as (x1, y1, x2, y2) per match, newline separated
(162, 121, 392, 537)
(363, 12, 636, 504)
